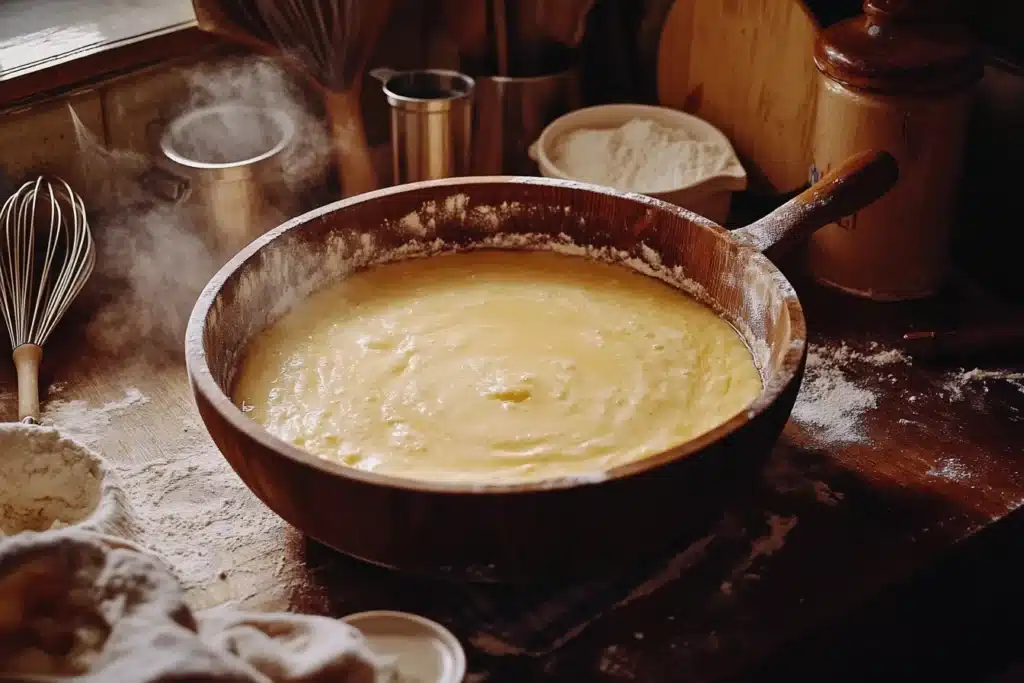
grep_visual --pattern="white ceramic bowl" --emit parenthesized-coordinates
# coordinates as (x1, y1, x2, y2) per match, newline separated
(528, 103, 747, 224)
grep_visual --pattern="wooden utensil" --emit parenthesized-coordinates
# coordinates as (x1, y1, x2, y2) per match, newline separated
(902, 320, 1024, 362)
(510, 0, 594, 76)
(191, 0, 394, 198)
(492, 0, 510, 76)
(657, 0, 820, 195)
(440, 0, 490, 73)
(515, 0, 594, 48)
(187, 150, 896, 582)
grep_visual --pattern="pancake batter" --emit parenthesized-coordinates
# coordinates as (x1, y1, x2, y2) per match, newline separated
(233, 250, 762, 484)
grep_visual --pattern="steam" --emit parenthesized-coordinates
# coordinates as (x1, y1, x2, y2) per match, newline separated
(179, 56, 330, 194)
(71, 112, 219, 358)
(71, 56, 331, 357)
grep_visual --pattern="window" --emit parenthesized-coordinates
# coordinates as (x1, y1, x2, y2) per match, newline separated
(0, 0, 197, 103)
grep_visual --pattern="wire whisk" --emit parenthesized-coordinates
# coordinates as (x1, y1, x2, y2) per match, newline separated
(192, 0, 394, 197)
(0, 177, 95, 423)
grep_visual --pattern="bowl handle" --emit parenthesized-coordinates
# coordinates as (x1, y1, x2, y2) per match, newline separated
(527, 141, 540, 162)
(732, 150, 898, 260)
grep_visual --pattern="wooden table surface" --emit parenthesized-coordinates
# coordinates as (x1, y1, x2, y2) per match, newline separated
(1, 259, 1022, 683)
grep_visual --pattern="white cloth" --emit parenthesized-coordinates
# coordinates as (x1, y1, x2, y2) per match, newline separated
(0, 530, 394, 683)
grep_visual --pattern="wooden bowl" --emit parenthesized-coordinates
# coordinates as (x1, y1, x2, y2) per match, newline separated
(186, 151, 897, 582)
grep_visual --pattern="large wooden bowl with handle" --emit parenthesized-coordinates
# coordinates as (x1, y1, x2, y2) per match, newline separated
(186, 150, 898, 582)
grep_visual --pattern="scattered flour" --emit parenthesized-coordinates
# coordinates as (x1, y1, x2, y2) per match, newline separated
(614, 533, 719, 608)
(719, 513, 798, 596)
(738, 514, 798, 576)
(790, 343, 909, 444)
(116, 441, 285, 593)
(551, 119, 736, 193)
(37, 384, 290, 600)
(863, 341, 912, 366)
(811, 480, 845, 506)
(764, 449, 845, 506)
(598, 644, 636, 680)
(397, 210, 426, 236)
(387, 199, 523, 240)
(942, 368, 1024, 403)
(0, 424, 132, 538)
(41, 387, 150, 447)
(927, 457, 974, 482)
(814, 342, 911, 369)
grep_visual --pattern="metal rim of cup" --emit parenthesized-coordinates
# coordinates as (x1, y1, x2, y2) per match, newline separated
(381, 69, 476, 113)
(160, 104, 296, 170)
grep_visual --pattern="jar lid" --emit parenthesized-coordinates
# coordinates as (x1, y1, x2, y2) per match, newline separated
(342, 610, 467, 683)
(814, 2, 983, 95)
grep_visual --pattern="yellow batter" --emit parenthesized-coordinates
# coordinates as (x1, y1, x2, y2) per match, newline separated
(233, 250, 762, 484)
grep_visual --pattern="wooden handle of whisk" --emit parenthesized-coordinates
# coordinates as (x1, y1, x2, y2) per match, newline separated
(323, 88, 379, 198)
(13, 344, 42, 424)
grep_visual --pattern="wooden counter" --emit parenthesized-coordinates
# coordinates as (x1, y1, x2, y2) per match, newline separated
(1, 263, 1021, 682)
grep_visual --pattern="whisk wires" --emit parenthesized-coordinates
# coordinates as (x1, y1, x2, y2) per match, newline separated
(251, 0, 359, 91)
(0, 177, 95, 349)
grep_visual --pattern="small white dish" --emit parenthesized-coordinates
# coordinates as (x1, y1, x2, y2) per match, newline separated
(342, 610, 466, 683)
(529, 103, 747, 224)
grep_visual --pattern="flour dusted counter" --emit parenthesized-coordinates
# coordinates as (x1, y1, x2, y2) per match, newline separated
(4, 269, 1022, 682)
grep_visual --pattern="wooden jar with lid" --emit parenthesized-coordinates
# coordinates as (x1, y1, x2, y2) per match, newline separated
(808, 0, 982, 300)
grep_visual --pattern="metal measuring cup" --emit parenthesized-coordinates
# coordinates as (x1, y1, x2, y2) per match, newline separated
(371, 68, 475, 184)
(159, 103, 297, 258)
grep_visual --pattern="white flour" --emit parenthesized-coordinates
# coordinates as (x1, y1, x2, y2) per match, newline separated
(551, 119, 734, 193)
(42, 387, 150, 447)
(0, 425, 105, 536)
(862, 341, 911, 366)
(115, 438, 285, 594)
(942, 368, 1024, 402)
(790, 343, 909, 444)
(764, 448, 846, 505)
(927, 457, 974, 482)
(719, 513, 798, 596)
(793, 364, 874, 444)
(37, 385, 288, 601)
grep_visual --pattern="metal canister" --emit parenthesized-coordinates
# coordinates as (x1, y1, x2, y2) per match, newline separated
(159, 103, 297, 257)
(807, 0, 982, 301)
(371, 68, 475, 184)
(472, 67, 582, 176)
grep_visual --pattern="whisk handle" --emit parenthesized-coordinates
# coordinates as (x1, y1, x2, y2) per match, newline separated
(323, 88, 379, 197)
(13, 344, 42, 424)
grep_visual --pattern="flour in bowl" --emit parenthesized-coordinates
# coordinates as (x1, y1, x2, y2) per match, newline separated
(551, 118, 733, 193)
